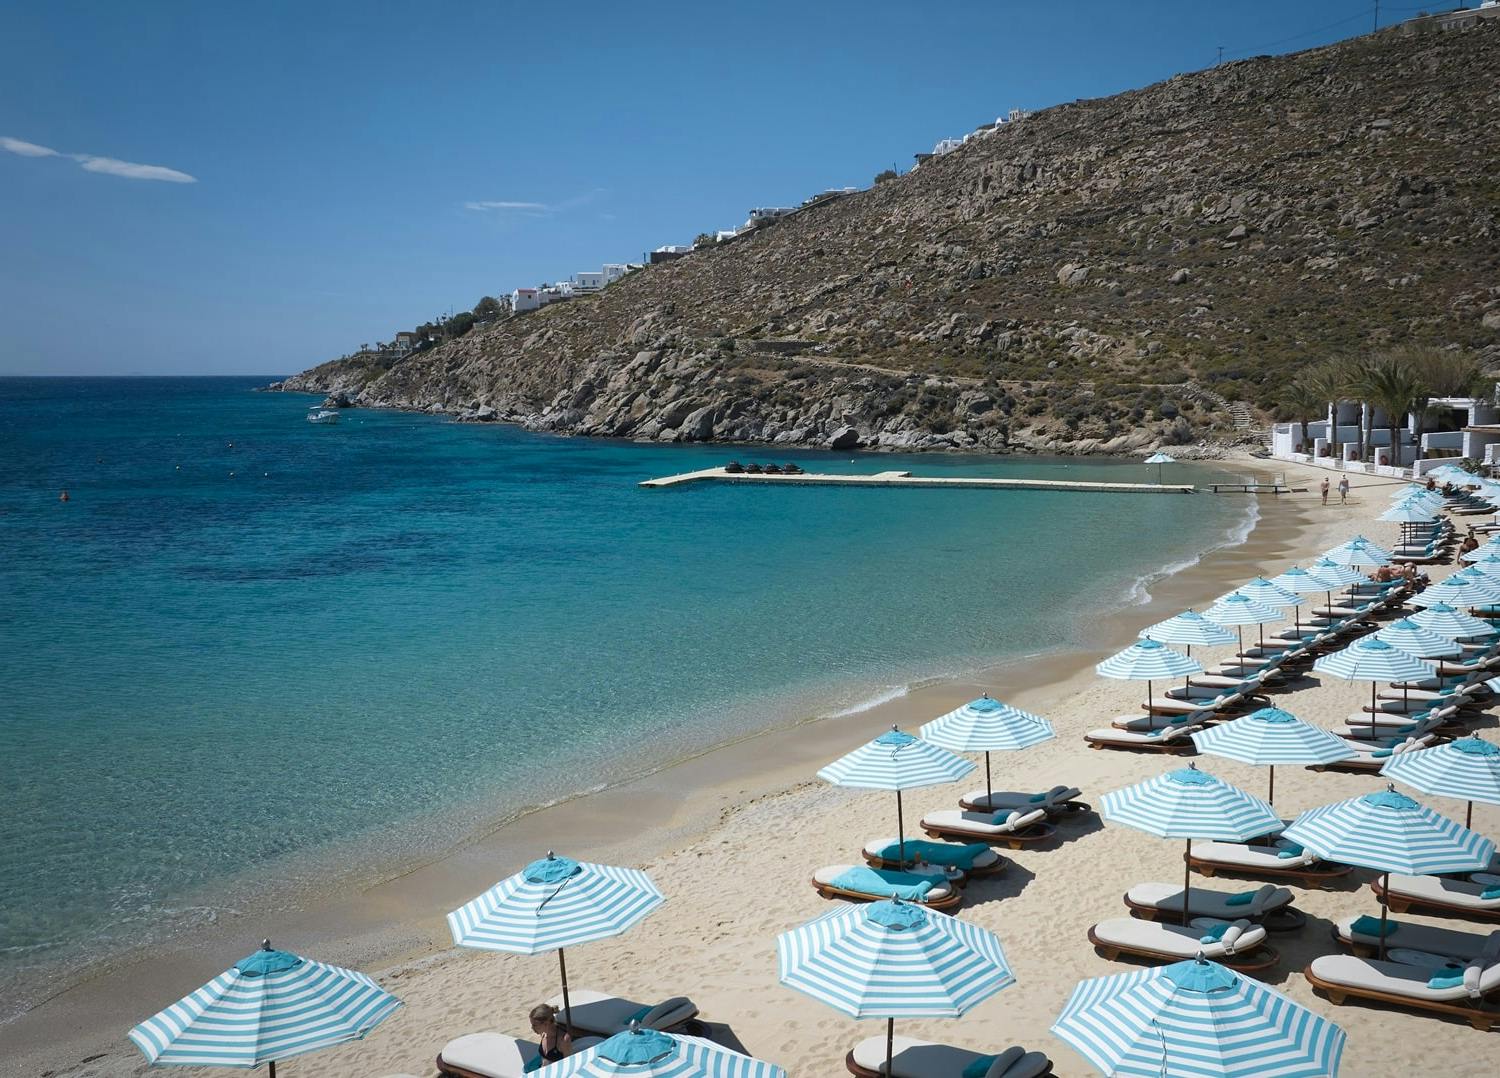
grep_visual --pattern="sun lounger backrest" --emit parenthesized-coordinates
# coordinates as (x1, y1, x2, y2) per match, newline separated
(985, 1047, 1027, 1078)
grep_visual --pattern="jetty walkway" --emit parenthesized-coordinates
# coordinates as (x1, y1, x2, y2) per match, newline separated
(640, 467, 1196, 494)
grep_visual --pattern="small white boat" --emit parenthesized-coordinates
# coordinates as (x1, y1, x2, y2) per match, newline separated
(307, 409, 340, 424)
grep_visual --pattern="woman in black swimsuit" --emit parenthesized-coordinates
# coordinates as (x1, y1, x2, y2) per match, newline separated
(530, 1003, 573, 1064)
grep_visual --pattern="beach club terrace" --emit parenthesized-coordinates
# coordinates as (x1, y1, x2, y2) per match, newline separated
(1271, 387, 1500, 479)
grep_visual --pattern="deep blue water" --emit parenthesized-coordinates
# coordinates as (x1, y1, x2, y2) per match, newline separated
(0, 377, 1249, 1010)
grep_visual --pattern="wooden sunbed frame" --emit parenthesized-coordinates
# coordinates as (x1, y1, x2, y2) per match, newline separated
(844, 1049, 1054, 1078)
(859, 848, 1007, 880)
(1304, 963, 1498, 1030)
(919, 818, 1057, 850)
(1122, 891, 1306, 932)
(1084, 731, 1198, 753)
(1188, 850, 1354, 889)
(812, 876, 963, 910)
(956, 792, 1093, 817)
(1373, 876, 1500, 923)
(1087, 923, 1279, 973)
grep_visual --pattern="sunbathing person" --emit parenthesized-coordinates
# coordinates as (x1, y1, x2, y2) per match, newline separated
(529, 1003, 573, 1065)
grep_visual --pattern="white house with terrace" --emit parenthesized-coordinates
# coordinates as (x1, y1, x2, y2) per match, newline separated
(1270, 388, 1500, 477)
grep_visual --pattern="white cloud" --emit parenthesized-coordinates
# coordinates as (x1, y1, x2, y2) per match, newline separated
(72, 155, 196, 183)
(465, 199, 548, 211)
(2, 135, 196, 183)
(0, 136, 60, 158)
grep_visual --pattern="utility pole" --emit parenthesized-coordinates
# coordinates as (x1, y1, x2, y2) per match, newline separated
(1373, 0, 1379, 32)
(1216, 45, 1224, 66)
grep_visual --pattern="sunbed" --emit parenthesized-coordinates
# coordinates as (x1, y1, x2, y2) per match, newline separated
(1188, 839, 1353, 887)
(918, 807, 1055, 849)
(1141, 691, 1261, 717)
(1123, 881, 1303, 930)
(543, 989, 699, 1039)
(860, 837, 1007, 879)
(437, 1031, 603, 1078)
(1088, 916, 1276, 971)
(1187, 671, 1286, 691)
(1084, 723, 1200, 753)
(812, 864, 962, 909)
(957, 784, 1090, 817)
(1306, 735, 1434, 773)
(1304, 952, 1500, 1029)
(1374, 874, 1500, 922)
(845, 1036, 1052, 1078)
(1112, 712, 1211, 732)
(1333, 914, 1500, 962)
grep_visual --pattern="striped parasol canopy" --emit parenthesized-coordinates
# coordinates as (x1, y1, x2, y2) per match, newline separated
(1314, 636, 1436, 740)
(1425, 464, 1476, 483)
(1190, 708, 1355, 804)
(1380, 501, 1439, 524)
(1464, 553, 1500, 577)
(1226, 578, 1301, 610)
(1409, 575, 1500, 608)
(1306, 558, 1368, 588)
(129, 941, 401, 1075)
(1052, 957, 1346, 1078)
(1408, 601, 1497, 639)
(1140, 610, 1236, 649)
(818, 727, 973, 866)
(777, 899, 1014, 1076)
(1144, 451, 1176, 483)
(1268, 566, 1340, 596)
(1201, 592, 1283, 653)
(1283, 787, 1496, 956)
(1097, 638, 1203, 716)
(448, 853, 663, 1032)
(535, 1027, 785, 1078)
(1372, 618, 1463, 659)
(1448, 568, 1500, 604)
(1102, 764, 1280, 924)
(919, 696, 1053, 809)
(1320, 539, 1390, 569)
(1382, 735, 1500, 828)
(1461, 539, 1500, 562)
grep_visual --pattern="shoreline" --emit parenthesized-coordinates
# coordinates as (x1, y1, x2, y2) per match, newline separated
(0, 453, 1287, 1075)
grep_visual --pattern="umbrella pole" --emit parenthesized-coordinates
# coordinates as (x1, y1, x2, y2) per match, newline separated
(886, 1017, 895, 1076)
(558, 949, 574, 1035)
(1185, 645, 1191, 693)
(1182, 838, 1192, 927)
(1268, 765, 1275, 807)
(985, 751, 993, 806)
(1467, 800, 1474, 829)
(1379, 873, 1391, 961)
(268, 1064, 275, 1078)
(1371, 683, 1378, 740)
(1237, 626, 1244, 656)
(897, 789, 906, 867)
(1147, 679, 1153, 715)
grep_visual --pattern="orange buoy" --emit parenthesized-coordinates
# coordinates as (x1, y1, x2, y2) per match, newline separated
(59, 490, 70, 502)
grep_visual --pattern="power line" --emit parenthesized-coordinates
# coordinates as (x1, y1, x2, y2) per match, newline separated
(1221, 7, 1377, 62)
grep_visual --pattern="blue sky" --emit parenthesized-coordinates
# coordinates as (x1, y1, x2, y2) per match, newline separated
(1, 1, 1425, 375)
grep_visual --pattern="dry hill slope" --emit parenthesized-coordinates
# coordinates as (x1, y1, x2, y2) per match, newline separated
(277, 23, 1500, 453)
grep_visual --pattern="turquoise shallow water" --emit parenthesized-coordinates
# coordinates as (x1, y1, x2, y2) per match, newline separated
(0, 377, 1249, 1012)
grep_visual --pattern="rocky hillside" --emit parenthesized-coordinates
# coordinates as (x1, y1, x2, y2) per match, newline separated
(275, 22, 1500, 453)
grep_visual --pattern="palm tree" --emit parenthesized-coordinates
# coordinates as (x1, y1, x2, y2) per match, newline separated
(1352, 355, 1424, 468)
(1281, 379, 1325, 453)
(1384, 346, 1485, 453)
(1299, 360, 1347, 459)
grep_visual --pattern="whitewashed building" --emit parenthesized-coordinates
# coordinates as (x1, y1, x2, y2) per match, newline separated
(511, 287, 541, 313)
(1270, 388, 1500, 476)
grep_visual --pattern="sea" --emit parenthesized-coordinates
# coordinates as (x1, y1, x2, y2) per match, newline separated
(0, 376, 1255, 1018)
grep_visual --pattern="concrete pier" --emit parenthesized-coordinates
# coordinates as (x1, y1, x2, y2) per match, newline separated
(640, 467, 1196, 494)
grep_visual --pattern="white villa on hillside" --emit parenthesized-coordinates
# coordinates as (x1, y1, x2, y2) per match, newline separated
(1271, 388, 1500, 477)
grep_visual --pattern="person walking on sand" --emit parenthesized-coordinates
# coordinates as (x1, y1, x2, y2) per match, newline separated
(1320, 477, 1329, 505)
(1337, 476, 1350, 504)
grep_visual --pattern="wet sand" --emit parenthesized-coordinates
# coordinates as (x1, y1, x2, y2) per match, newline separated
(13, 457, 1494, 1077)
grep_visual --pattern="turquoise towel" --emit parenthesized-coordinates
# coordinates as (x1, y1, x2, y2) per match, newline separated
(1350, 914, 1398, 938)
(1028, 792, 1049, 803)
(623, 1004, 653, 1026)
(1224, 890, 1258, 906)
(1276, 843, 1305, 859)
(1481, 886, 1500, 900)
(962, 1056, 999, 1078)
(829, 866, 934, 900)
(1428, 964, 1465, 990)
(523, 1054, 544, 1073)
(876, 840, 988, 869)
(1198, 922, 1231, 944)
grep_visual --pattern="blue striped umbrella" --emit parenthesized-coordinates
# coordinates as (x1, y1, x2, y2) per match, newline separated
(448, 853, 663, 1032)
(1320, 539, 1390, 569)
(1313, 637, 1435, 740)
(1201, 592, 1283, 654)
(1306, 558, 1368, 588)
(919, 696, 1053, 806)
(1144, 451, 1176, 483)
(1102, 764, 1280, 924)
(1409, 575, 1500, 609)
(1190, 707, 1355, 804)
(1380, 501, 1438, 523)
(535, 1026, 785, 1078)
(777, 899, 1014, 1075)
(1141, 611, 1237, 650)
(1097, 638, 1203, 714)
(1373, 618, 1462, 659)
(1446, 568, 1500, 606)
(1408, 601, 1497, 639)
(1283, 787, 1495, 956)
(1461, 539, 1500, 562)
(818, 727, 973, 865)
(1228, 578, 1301, 610)
(1382, 734, 1500, 828)
(1052, 957, 1346, 1077)
(129, 940, 401, 1075)
(1465, 553, 1500, 577)
(1270, 566, 1350, 631)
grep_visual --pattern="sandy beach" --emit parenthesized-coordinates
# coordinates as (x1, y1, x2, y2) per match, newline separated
(10, 455, 1498, 1078)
